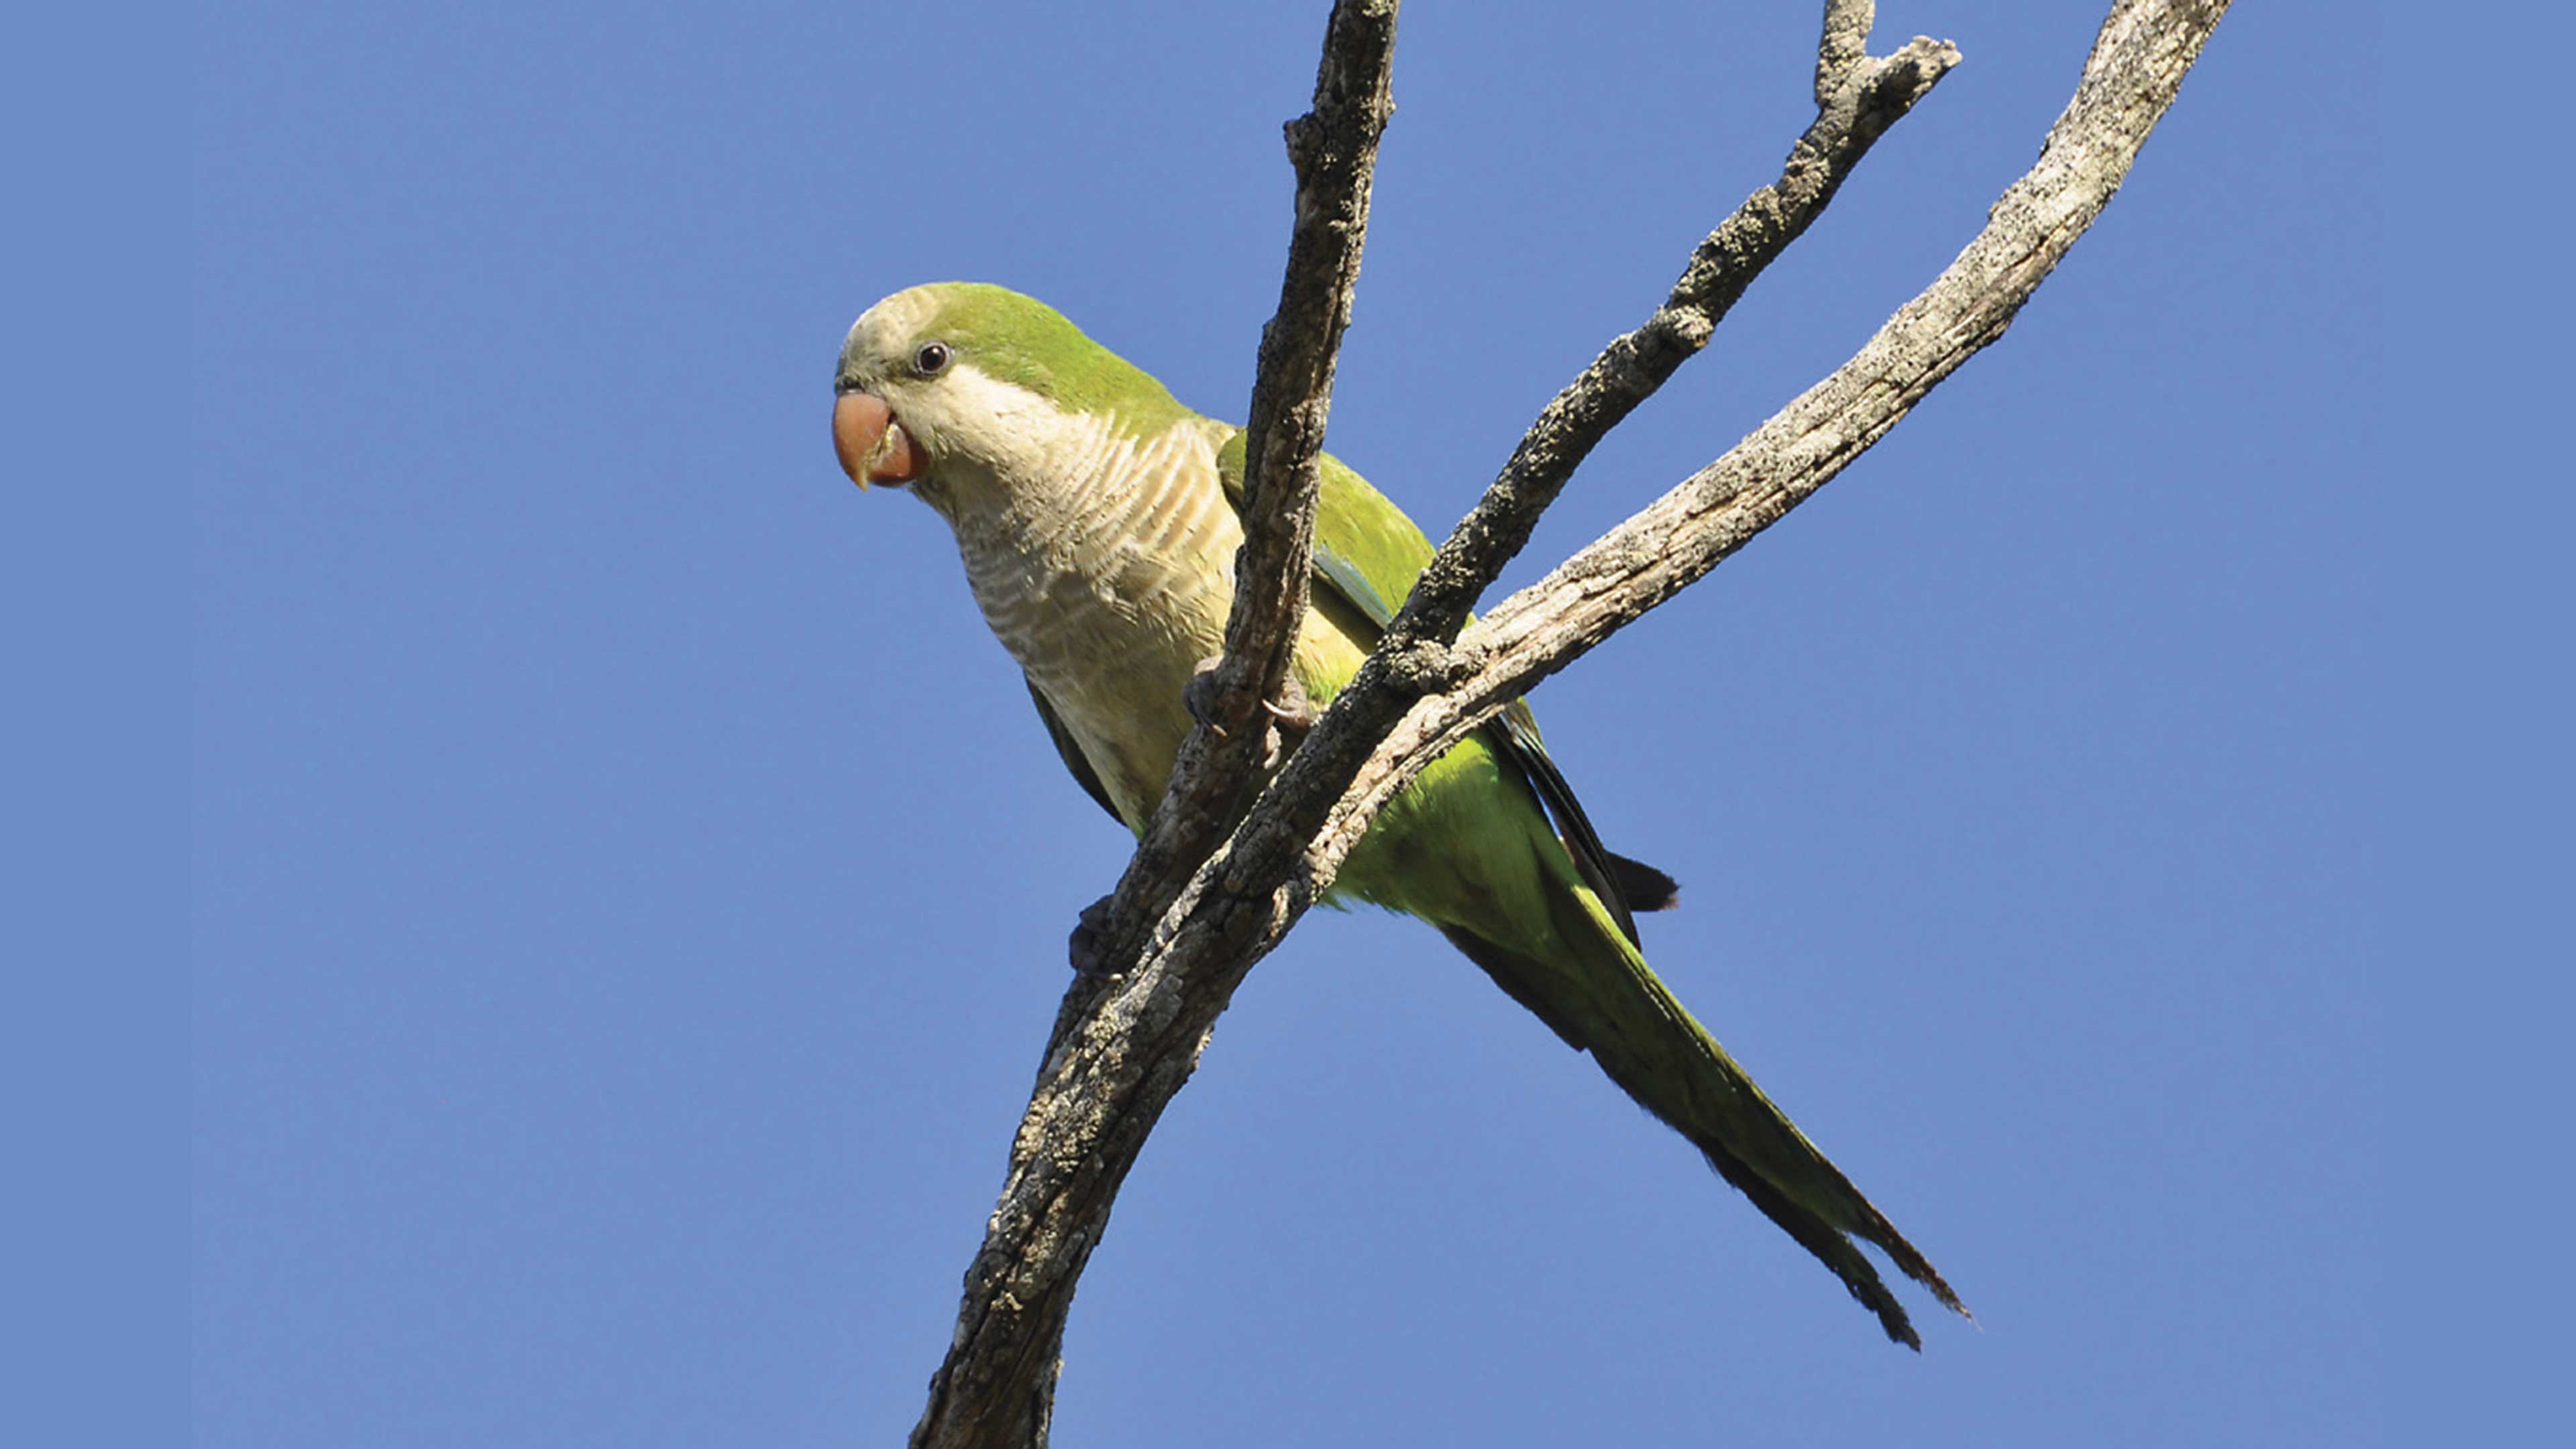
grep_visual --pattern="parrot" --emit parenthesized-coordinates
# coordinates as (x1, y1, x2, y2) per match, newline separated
(831, 282, 1965, 1346)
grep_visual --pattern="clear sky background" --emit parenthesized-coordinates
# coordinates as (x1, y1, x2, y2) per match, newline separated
(193, 3, 2388, 1444)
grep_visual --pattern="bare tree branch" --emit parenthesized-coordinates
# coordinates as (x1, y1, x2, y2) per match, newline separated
(1070, 0, 1401, 988)
(1817, 0, 1876, 103)
(1305, 0, 2232, 883)
(912, 1, 2228, 1442)
(1281, 8, 1960, 853)
(908, 5, 1398, 1446)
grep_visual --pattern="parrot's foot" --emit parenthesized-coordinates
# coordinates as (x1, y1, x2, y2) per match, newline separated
(1185, 655, 1316, 769)
(1068, 894, 1116, 975)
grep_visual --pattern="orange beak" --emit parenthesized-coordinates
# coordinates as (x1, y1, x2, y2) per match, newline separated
(832, 388, 923, 488)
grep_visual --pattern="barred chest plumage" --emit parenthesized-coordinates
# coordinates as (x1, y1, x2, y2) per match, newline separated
(912, 405, 1247, 827)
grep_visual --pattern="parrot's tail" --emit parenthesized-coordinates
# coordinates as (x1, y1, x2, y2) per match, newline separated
(1438, 868, 1968, 1348)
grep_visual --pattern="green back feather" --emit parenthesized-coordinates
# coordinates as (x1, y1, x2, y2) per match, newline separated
(1212, 429, 1434, 632)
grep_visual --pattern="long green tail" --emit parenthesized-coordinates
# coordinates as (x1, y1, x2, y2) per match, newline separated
(1439, 857, 1967, 1348)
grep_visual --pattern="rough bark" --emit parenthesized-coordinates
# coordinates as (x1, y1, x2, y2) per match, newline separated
(909, 3, 2229, 1445)
(907, 5, 1399, 1446)
(1305, 0, 2231, 882)
(1068, 0, 1399, 990)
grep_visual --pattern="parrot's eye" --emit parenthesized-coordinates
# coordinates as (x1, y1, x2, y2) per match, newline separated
(912, 341, 953, 378)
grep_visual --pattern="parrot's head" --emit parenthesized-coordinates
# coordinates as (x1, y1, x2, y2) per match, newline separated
(831, 282, 1193, 515)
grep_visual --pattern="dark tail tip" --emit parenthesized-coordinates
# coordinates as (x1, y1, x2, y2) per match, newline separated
(1697, 1138, 1923, 1348)
(1605, 851, 1680, 913)
(1854, 1205, 1972, 1322)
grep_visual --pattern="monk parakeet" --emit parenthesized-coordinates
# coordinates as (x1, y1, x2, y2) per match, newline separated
(832, 282, 1964, 1346)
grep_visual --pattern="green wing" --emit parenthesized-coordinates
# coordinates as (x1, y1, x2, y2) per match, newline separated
(1212, 431, 1675, 936)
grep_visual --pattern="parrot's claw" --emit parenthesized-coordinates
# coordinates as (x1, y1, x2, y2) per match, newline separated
(1256, 674, 1316, 769)
(1068, 894, 1116, 975)
(1261, 676, 1318, 734)
(1185, 655, 1315, 768)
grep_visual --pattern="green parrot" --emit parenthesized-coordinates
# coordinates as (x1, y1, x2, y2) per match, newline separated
(832, 282, 1964, 1346)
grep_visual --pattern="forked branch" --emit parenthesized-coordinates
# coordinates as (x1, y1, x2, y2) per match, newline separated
(911, 3, 2229, 1445)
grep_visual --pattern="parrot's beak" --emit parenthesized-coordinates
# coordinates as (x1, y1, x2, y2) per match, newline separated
(833, 387, 922, 489)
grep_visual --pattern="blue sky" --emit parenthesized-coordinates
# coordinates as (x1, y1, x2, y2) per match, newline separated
(193, 3, 2385, 1444)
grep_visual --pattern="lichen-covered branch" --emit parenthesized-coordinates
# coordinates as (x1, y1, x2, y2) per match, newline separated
(911, 1, 2229, 1443)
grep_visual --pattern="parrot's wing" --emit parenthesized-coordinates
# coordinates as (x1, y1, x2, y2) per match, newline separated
(1489, 707, 1679, 921)
(1026, 675, 1124, 826)
(1216, 433, 1674, 940)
